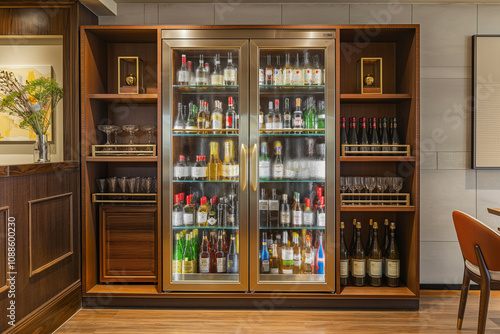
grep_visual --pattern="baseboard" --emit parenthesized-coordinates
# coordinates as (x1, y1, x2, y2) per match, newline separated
(420, 284, 480, 290)
(4, 280, 81, 334)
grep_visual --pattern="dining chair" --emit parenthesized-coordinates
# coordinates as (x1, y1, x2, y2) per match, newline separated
(452, 210, 500, 334)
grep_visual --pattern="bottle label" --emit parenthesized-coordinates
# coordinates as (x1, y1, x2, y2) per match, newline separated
(182, 260, 193, 273)
(284, 69, 293, 84)
(312, 70, 322, 85)
(304, 70, 313, 85)
(227, 213, 235, 225)
(172, 212, 184, 227)
(211, 75, 224, 85)
(232, 164, 239, 178)
(270, 267, 279, 274)
(173, 260, 182, 274)
(273, 69, 282, 85)
(200, 258, 210, 273)
(293, 253, 302, 268)
(259, 114, 264, 127)
(225, 116, 232, 128)
(305, 252, 313, 264)
(265, 69, 273, 81)
(352, 259, 366, 278)
(222, 165, 233, 178)
(259, 69, 264, 85)
(265, 121, 274, 130)
(269, 200, 279, 212)
(273, 164, 284, 178)
(224, 69, 237, 83)
(259, 200, 269, 211)
(211, 119, 222, 130)
(369, 259, 383, 278)
(340, 259, 349, 278)
(303, 212, 314, 226)
(261, 260, 270, 273)
(195, 76, 207, 85)
(178, 71, 189, 83)
(259, 160, 271, 178)
(183, 213, 194, 226)
(174, 166, 188, 179)
(197, 211, 207, 225)
(317, 114, 326, 120)
(317, 213, 326, 226)
(207, 216, 217, 226)
(227, 257, 238, 273)
(217, 257, 227, 273)
(293, 116, 303, 128)
(386, 259, 400, 278)
(293, 211, 303, 226)
(192, 167, 206, 179)
(284, 114, 291, 121)
(282, 249, 293, 266)
(280, 211, 290, 225)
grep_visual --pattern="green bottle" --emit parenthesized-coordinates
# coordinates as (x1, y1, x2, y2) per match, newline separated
(304, 97, 317, 130)
(173, 233, 183, 274)
(259, 142, 271, 180)
(317, 100, 325, 130)
(182, 233, 194, 273)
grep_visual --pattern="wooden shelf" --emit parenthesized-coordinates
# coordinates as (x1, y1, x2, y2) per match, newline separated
(340, 285, 415, 297)
(340, 94, 411, 103)
(86, 156, 158, 162)
(87, 284, 159, 295)
(89, 94, 158, 103)
(340, 156, 416, 162)
(341, 205, 416, 212)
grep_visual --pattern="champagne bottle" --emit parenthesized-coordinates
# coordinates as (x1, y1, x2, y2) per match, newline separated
(173, 233, 183, 274)
(391, 118, 401, 151)
(370, 117, 380, 152)
(368, 222, 383, 287)
(385, 222, 400, 287)
(340, 222, 349, 286)
(340, 117, 349, 155)
(381, 117, 390, 152)
(360, 116, 370, 153)
(351, 221, 366, 286)
(366, 218, 374, 254)
(348, 117, 358, 153)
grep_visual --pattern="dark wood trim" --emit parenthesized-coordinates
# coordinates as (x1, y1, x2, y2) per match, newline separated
(0, 161, 79, 178)
(4, 281, 81, 334)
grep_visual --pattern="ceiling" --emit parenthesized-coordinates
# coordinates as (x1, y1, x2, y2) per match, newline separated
(112, 0, 500, 3)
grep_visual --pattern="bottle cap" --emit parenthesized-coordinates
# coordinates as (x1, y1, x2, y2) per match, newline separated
(200, 196, 207, 205)
(317, 187, 323, 196)
(275, 99, 279, 108)
(356, 221, 361, 229)
(174, 194, 179, 203)
(274, 140, 282, 148)
(305, 198, 311, 206)
(340, 221, 344, 228)
(180, 193, 185, 201)
(179, 155, 185, 161)
(319, 196, 325, 205)
(390, 222, 396, 229)
(186, 195, 192, 205)
(228, 96, 233, 105)
(373, 222, 378, 229)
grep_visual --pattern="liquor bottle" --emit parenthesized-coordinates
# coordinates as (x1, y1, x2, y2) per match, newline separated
(192, 155, 206, 180)
(381, 117, 390, 152)
(280, 193, 291, 227)
(368, 222, 383, 287)
(227, 234, 238, 273)
(385, 222, 400, 287)
(185, 103, 196, 130)
(273, 55, 282, 85)
(216, 232, 227, 273)
(339, 222, 349, 286)
(359, 117, 370, 153)
(269, 188, 280, 227)
(281, 231, 294, 274)
(211, 54, 224, 85)
(224, 52, 237, 85)
(265, 101, 274, 131)
(173, 233, 183, 273)
(260, 232, 270, 274)
(259, 66, 264, 85)
(183, 195, 195, 227)
(391, 118, 400, 151)
(302, 235, 314, 274)
(205, 63, 211, 85)
(351, 221, 366, 286)
(273, 99, 283, 129)
(174, 155, 189, 180)
(292, 98, 304, 132)
(304, 97, 317, 130)
(204, 101, 211, 130)
(292, 192, 303, 227)
(378, 117, 383, 140)
(222, 139, 236, 181)
(174, 102, 185, 131)
(339, 117, 348, 155)
(207, 197, 218, 227)
(383, 218, 390, 254)
(292, 232, 302, 274)
(259, 142, 271, 180)
(187, 61, 194, 85)
(209, 231, 217, 272)
(317, 100, 325, 130)
(196, 196, 209, 227)
(272, 141, 284, 180)
(303, 198, 315, 226)
(264, 54, 273, 85)
(177, 54, 190, 85)
(172, 194, 184, 227)
(222, 230, 229, 254)
(313, 187, 323, 211)
(195, 54, 208, 85)
(210, 100, 223, 132)
(348, 117, 358, 153)
(207, 141, 221, 181)
(370, 117, 380, 152)
(315, 143, 326, 181)
(292, 52, 304, 85)
(199, 232, 211, 273)
(312, 55, 323, 86)
(182, 233, 195, 273)
(283, 98, 292, 132)
(259, 188, 269, 228)
(366, 218, 374, 253)
(225, 96, 237, 132)
(196, 100, 207, 133)
(303, 51, 313, 85)
(227, 184, 238, 227)
(389, 117, 394, 138)
(315, 233, 325, 275)
(283, 53, 292, 85)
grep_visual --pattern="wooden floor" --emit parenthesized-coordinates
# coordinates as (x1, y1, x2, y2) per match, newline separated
(56, 291, 500, 333)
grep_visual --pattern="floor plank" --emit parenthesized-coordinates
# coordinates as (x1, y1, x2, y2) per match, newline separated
(56, 291, 500, 333)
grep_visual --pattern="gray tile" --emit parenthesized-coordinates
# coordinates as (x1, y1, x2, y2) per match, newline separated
(159, 4, 214, 25)
(420, 78, 471, 152)
(420, 241, 464, 284)
(438, 152, 471, 170)
(112, 4, 145, 26)
(421, 152, 438, 170)
(214, 4, 280, 25)
(282, 4, 348, 25)
(350, 4, 411, 25)
(420, 169, 476, 242)
(145, 4, 159, 25)
(99, 15, 117, 25)
(478, 5, 500, 34)
(420, 66, 471, 80)
(477, 170, 500, 231)
(413, 4, 477, 67)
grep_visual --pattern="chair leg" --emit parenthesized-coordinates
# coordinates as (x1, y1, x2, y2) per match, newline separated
(457, 267, 470, 330)
(475, 245, 491, 334)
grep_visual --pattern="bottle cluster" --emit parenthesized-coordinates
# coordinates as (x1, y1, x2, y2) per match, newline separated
(174, 97, 238, 132)
(260, 230, 325, 275)
(174, 139, 238, 181)
(173, 229, 239, 274)
(259, 140, 325, 181)
(259, 51, 324, 86)
(260, 97, 325, 131)
(340, 219, 400, 287)
(259, 187, 325, 228)
(177, 52, 237, 86)
(172, 186, 239, 228)
(340, 116, 401, 154)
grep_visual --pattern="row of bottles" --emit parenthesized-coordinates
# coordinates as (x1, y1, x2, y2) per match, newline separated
(177, 53, 237, 86)
(172, 186, 239, 227)
(340, 116, 400, 154)
(173, 229, 239, 274)
(259, 187, 325, 228)
(174, 98, 238, 132)
(259, 52, 324, 86)
(259, 140, 325, 180)
(339, 219, 400, 287)
(260, 97, 325, 131)
(174, 139, 238, 181)
(260, 230, 325, 275)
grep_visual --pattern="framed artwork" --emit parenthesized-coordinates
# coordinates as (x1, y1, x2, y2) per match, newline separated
(0, 65, 54, 143)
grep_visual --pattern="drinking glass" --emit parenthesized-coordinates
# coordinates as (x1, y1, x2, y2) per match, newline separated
(112, 125, 122, 144)
(127, 177, 138, 194)
(376, 176, 387, 205)
(347, 176, 355, 205)
(141, 125, 157, 151)
(354, 176, 364, 205)
(118, 176, 128, 193)
(96, 179, 107, 193)
(393, 176, 404, 205)
(106, 177, 117, 193)
(122, 125, 140, 151)
(97, 125, 116, 151)
(340, 176, 348, 193)
(365, 176, 376, 205)
(142, 177, 153, 194)
(387, 177, 396, 193)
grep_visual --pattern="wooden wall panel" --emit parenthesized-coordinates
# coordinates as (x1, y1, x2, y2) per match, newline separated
(0, 207, 8, 294)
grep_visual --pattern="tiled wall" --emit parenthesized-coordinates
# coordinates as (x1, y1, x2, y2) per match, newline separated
(100, 3, 500, 284)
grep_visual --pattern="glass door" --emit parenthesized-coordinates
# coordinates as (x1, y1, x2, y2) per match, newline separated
(162, 38, 249, 291)
(249, 39, 336, 292)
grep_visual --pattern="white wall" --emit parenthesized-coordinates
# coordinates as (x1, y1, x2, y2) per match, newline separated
(100, 3, 500, 284)
(0, 37, 64, 164)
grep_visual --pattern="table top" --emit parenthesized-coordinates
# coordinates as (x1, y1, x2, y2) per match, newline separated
(488, 208, 500, 217)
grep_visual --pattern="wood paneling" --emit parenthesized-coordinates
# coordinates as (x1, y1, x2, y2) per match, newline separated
(0, 206, 8, 295)
(28, 193, 73, 277)
(0, 161, 79, 178)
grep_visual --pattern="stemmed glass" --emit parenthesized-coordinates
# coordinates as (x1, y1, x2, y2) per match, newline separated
(376, 177, 387, 205)
(365, 176, 376, 205)
(393, 177, 404, 205)
(340, 177, 348, 193)
(141, 125, 157, 151)
(122, 125, 140, 151)
(97, 125, 116, 151)
(112, 125, 122, 144)
(354, 176, 364, 205)
(347, 176, 355, 205)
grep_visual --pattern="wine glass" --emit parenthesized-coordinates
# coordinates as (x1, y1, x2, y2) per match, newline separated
(354, 176, 364, 205)
(347, 176, 355, 205)
(376, 176, 387, 205)
(141, 125, 157, 151)
(118, 176, 128, 193)
(393, 177, 404, 205)
(365, 176, 376, 205)
(340, 176, 348, 193)
(96, 179, 107, 193)
(122, 125, 140, 151)
(112, 125, 122, 144)
(97, 125, 116, 151)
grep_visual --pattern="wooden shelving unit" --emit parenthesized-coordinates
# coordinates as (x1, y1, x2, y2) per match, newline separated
(89, 93, 158, 103)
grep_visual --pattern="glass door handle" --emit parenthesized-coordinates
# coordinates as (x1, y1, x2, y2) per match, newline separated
(250, 143, 258, 191)
(240, 144, 248, 191)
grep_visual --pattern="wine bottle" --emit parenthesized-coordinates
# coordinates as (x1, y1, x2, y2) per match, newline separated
(348, 116, 358, 153)
(351, 221, 366, 286)
(340, 222, 349, 286)
(368, 222, 383, 287)
(385, 222, 400, 287)
(173, 233, 183, 274)
(260, 232, 270, 274)
(227, 233, 238, 273)
(280, 193, 291, 227)
(177, 54, 190, 85)
(291, 192, 303, 227)
(302, 235, 314, 274)
(370, 117, 380, 153)
(366, 218, 374, 254)
(269, 188, 280, 227)
(216, 231, 227, 273)
(281, 231, 294, 274)
(349, 218, 357, 275)
(359, 117, 370, 153)
(183, 195, 195, 227)
(381, 117, 390, 152)
(182, 233, 195, 273)
(340, 117, 349, 155)
(259, 188, 269, 228)
(391, 118, 401, 151)
(199, 232, 211, 273)
(172, 194, 184, 227)
(303, 198, 315, 227)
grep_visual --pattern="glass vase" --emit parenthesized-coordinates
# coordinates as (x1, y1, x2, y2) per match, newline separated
(33, 134, 51, 163)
